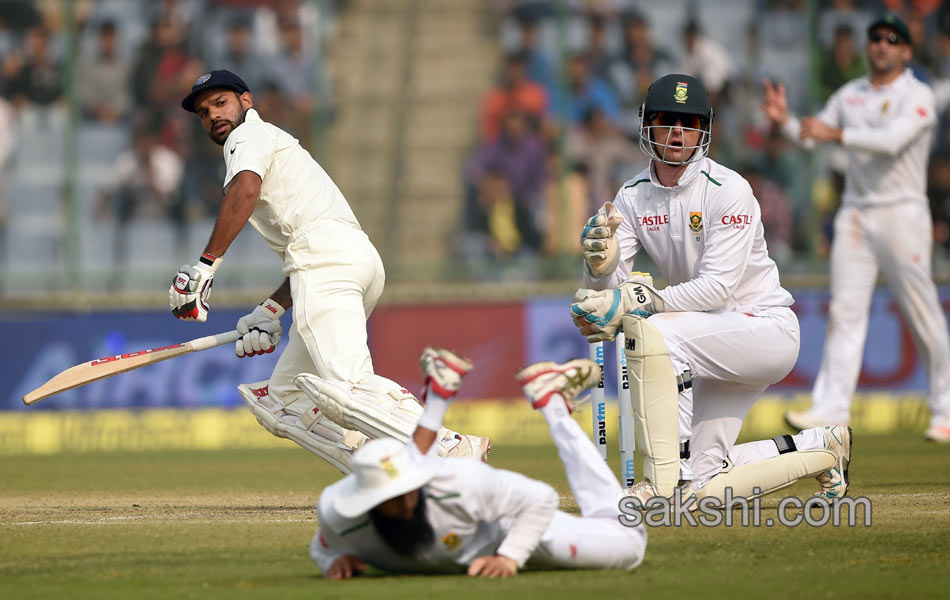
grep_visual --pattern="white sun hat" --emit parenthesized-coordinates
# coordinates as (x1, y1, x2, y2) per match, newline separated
(332, 438, 441, 518)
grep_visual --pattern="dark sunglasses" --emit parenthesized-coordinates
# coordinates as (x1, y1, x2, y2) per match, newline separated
(869, 31, 901, 45)
(650, 112, 703, 129)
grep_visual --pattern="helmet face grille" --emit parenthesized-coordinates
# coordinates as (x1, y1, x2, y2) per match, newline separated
(638, 120, 712, 166)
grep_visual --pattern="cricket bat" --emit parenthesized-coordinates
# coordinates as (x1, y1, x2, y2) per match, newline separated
(22, 330, 241, 405)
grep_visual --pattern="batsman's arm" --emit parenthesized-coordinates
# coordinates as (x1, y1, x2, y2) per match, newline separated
(204, 170, 262, 257)
(268, 278, 293, 310)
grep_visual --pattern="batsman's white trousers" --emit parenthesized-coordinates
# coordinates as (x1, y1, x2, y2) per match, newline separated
(647, 307, 800, 487)
(268, 221, 387, 405)
(529, 413, 646, 570)
(813, 203, 950, 426)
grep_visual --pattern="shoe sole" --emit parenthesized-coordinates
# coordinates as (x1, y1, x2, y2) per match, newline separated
(841, 426, 852, 496)
(479, 437, 492, 462)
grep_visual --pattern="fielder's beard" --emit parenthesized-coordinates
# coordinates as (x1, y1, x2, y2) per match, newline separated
(369, 489, 435, 557)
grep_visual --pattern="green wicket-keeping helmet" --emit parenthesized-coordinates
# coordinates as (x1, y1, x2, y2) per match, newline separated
(638, 74, 713, 166)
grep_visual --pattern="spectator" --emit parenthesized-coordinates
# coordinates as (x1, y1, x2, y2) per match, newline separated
(466, 109, 548, 211)
(480, 51, 548, 141)
(464, 165, 542, 261)
(928, 150, 950, 253)
(96, 113, 184, 287)
(743, 164, 794, 264)
(558, 52, 620, 127)
(5, 25, 63, 108)
(586, 14, 614, 83)
(0, 92, 16, 283)
(514, 14, 556, 93)
(566, 107, 644, 210)
(131, 16, 202, 113)
(267, 19, 329, 143)
(210, 16, 265, 92)
(818, 24, 866, 102)
(77, 20, 131, 123)
(609, 10, 675, 108)
(681, 20, 732, 101)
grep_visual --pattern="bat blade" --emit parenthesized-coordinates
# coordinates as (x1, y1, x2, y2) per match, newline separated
(22, 331, 240, 405)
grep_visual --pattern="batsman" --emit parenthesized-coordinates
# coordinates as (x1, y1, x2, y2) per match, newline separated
(170, 70, 489, 471)
(571, 74, 852, 506)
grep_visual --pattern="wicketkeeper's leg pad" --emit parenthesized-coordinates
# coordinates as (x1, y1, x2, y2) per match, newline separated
(623, 315, 681, 497)
(690, 450, 836, 504)
(238, 381, 358, 473)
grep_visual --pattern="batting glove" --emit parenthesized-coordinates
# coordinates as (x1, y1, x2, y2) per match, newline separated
(236, 298, 285, 358)
(581, 202, 624, 277)
(570, 277, 664, 342)
(169, 252, 221, 322)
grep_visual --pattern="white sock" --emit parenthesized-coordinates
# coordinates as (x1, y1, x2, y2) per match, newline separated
(792, 426, 825, 451)
(540, 393, 571, 427)
(417, 383, 450, 431)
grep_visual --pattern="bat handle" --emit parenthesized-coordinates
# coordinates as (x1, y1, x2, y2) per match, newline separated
(190, 330, 242, 352)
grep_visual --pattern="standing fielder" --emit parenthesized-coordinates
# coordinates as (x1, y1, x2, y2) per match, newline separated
(171, 70, 489, 471)
(761, 14, 950, 443)
(310, 348, 646, 579)
(571, 74, 851, 504)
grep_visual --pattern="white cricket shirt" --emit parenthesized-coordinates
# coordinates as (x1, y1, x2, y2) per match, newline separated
(310, 445, 559, 574)
(784, 68, 936, 208)
(586, 158, 795, 314)
(222, 108, 360, 255)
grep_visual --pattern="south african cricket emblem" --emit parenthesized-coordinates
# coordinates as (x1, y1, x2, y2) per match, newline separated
(674, 81, 689, 104)
(380, 456, 398, 478)
(689, 212, 703, 232)
(442, 532, 460, 550)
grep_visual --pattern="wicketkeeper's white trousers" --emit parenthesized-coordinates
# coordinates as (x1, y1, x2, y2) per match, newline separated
(528, 413, 647, 570)
(648, 307, 800, 488)
(812, 203, 950, 426)
(267, 221, 389, 405)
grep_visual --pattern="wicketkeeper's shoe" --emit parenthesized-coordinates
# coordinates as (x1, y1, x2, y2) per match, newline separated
(623, 479, 663, 503)
(419, 347, 474, 401)
(514, 359, 602, 412)
(785, 408, 846, 431)
(815, 425, 852, 500)
(925, 421, 950, 443)
(440, 430, 491, 462)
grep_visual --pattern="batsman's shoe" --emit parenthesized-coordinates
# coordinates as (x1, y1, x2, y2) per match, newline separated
(924, 421, 950, 443)
(815, 425, 852, 500)
(785, 408, 846, 431)
(419, 347, 474, 401)
(515, 359, 602, 411)
(440, 430, 491, 462)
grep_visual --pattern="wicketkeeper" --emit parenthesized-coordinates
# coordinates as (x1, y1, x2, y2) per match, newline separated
(309, 349, 646, 578)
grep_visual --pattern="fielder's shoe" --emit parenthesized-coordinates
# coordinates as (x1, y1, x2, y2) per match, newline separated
(785, 408, 846, 432)
(925, 421, 950, 443)
(440, 431, 491, 462)
(815, 425, 852, 500)
(514, 359, 602, 411)
(419, 347, 474, 401)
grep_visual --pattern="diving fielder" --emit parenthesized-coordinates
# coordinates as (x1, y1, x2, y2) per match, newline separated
(571, 74, 852, 505)
(761, 13, 950, 443)
(171, 70, 489, 471)
(309, 348, 646, 579)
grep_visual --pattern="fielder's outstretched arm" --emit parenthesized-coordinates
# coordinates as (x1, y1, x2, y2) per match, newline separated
(204, 170, 262, 256)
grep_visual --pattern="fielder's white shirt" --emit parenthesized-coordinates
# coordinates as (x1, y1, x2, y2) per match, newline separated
(310, 444, 559, 574)
(784, 68, 936, 208)
(222, 108, 360, 255)
(586, 157, 794, 314)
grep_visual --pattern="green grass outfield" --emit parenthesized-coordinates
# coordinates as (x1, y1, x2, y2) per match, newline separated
(2, 433, 948, 600)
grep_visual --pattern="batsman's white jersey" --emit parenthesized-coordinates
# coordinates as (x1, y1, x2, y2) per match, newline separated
(310, 415, 646, 574)
(586, 157, 800, 486)
(785, 69, 950, 427)
(223, 108, 386, 410)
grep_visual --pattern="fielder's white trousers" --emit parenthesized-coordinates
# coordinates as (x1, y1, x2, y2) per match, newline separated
(268, 221, 388, 405)
(528, 413, 647, 570)
(813, 203, 950, 426)
(648, 307, 800, 487)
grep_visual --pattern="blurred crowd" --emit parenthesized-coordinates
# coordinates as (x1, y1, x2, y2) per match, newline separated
(0, 0, 336, 272)
(461, 0, 950, 275)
